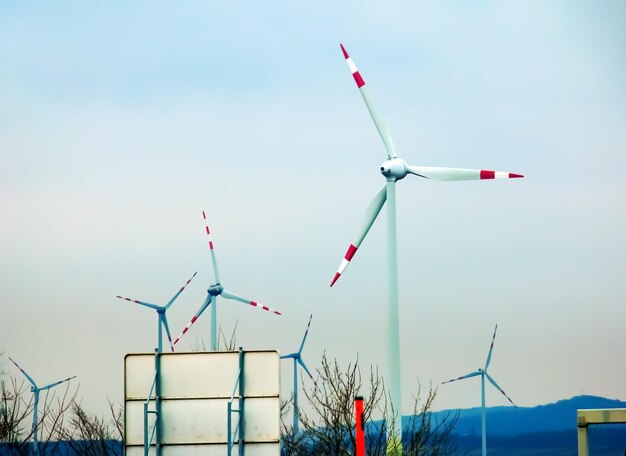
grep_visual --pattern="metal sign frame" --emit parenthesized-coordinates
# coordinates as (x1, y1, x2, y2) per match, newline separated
(124, 350, 280, 455)
(577, 408, 626, 456)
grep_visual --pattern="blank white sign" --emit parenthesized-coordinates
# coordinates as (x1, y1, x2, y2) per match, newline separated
(124, 350, 280, 453)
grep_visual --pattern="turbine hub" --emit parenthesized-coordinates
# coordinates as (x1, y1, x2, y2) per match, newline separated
(380, 158, 408, 181)
(208, 284, 223, 296)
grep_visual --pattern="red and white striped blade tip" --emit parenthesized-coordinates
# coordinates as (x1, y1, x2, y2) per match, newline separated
(330, 244, 358, 287)
(173, 315, 199, 345)
(201, 211, 215, 250)
(480, 171, 524, 179)
(340, 43, 349, 58)
(249, 301, 282, 316)
(339, 43, 365, 88)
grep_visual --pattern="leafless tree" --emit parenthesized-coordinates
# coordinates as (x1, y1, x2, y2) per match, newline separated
(58, 399, 123, 456)
(190, 321, 238, 352)
(280, 351, 457, 456)
(37, 383, 78, 454)
(0, 378, 33, 454)
(402, 384, 458, 455)
(0, 377, 77, 455)
(1, 376, 124, 456)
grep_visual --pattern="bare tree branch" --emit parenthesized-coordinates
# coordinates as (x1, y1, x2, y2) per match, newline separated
(280, 352, 457, 456)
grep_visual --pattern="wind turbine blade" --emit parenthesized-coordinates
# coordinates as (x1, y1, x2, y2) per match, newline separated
(330, 185, 387, 286)
(221, 290, 283, 316)
(441, 370, 481, 385)
(340, 44, 397, 159)
(162, 314, 175, 352)
(173, 295, 213, 345)
(115, 295, 160, 310)
(40, 376, 76, 391)
(8, 357, 37, 388)
(406, 166, 524, 181)
(484, 325, 498, 370)
(297, 314, 313, 354)
(202, 211, 221, 284)
(297, 358, 315, 381)
(165, 271, 198, 309)
(280, 353, 297, 360)
(485, 372, 517, 408)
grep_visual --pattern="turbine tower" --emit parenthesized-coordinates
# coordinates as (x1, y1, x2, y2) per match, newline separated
(8, 357, 75, 456)
(174, 211, 282, 350)
(330, 44, 523, 454)
(281, 314, 315, 434)
(116, 271, 197, 352)
(441, 325, 517, 456)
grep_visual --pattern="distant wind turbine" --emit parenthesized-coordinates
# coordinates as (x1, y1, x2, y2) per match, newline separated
(281, 314, 315, 434)
(174, 211, 282, 350)
(8, 357, 75, 456)
(116, 272, 197, 352)
(441, 325, 517, 456)
(330, 44, 523, 453)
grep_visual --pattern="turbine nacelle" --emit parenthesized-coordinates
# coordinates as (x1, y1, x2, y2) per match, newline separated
(380, 158, 408, 181)
(208, 284, 224, 296)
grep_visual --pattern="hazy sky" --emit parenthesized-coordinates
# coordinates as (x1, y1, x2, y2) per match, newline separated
(2, 1, 625, 419)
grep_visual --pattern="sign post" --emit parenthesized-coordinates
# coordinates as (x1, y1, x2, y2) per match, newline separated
(355, 396, 366, 456)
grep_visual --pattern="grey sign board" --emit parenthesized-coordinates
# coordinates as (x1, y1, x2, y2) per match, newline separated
(124, 350, 280, 455)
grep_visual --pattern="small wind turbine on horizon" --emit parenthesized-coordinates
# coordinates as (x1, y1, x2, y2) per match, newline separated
(116, 272, 197, 352)
(330, 43, 523, 453)
(281, 314, 315, 434)
(174, 211, 283, 351)
(8, 357, 76, 456)
(441, 325, 517, 456)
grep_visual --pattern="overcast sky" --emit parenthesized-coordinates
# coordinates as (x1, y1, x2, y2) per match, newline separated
(1, 1, 625, 419)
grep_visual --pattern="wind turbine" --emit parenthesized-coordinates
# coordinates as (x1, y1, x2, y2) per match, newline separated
(441, 325, 517, 456)
(330, 44, 523, 453)
(174, 211, 283, 351)
(116, 271, 197, 353)
(8, 357, 75, 456)
(281, 314, 315, 434)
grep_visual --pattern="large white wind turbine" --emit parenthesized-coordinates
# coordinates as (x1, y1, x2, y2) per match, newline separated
(330, 44, 523, 453)
(441, 325, 517, 456)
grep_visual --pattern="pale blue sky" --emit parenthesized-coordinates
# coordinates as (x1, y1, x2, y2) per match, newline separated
(1, 1, 625, 417)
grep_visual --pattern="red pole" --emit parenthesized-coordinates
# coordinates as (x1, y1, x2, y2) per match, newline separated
(355, 396, 366, 456)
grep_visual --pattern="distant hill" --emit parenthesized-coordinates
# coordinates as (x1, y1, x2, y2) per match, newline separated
(452, 428, 626, 456)
(430, 395, 626, 436)
(423, 395, 626, 455)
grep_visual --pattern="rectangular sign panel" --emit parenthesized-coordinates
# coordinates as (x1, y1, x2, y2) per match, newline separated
(124, 350, 280, 454)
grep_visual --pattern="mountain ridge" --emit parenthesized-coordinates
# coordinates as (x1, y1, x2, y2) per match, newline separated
(427, 394, 626, 436)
